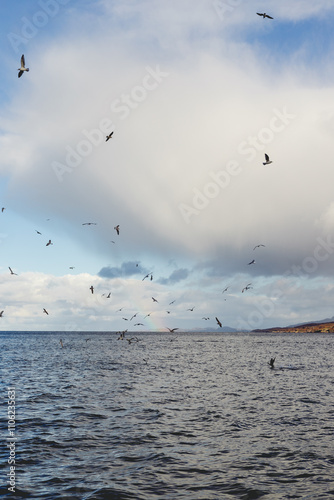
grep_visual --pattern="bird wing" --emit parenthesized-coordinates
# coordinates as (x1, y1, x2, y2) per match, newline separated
(264, 153, 269, 161)
(256, 13, 263, 16)
(18, 70, 23, 78)
(21, 54, 25, 67)
(266, 15, 273, 19)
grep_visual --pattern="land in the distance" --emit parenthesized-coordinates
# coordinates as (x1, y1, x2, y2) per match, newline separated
(253, 319, 334, 333)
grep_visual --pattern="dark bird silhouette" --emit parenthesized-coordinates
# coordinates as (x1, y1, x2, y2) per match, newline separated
(46, 240, 53, 246)
(18, 54, 29, 77)
(166, 327, 179, 332)
(69, 267, 75, 269)
(216, 317, 222, 328)
(248, 259, 256, 265)
(253, 244, 265, 250)
(134, 323, 144, 326)
(202, 317, 210, 320)
(263, 153, 272, 165)
(222, 286, 229, 294)
(8, 267, 18, 276)
(43, 308, 49, 315)
(1, 207, 5, 213)
(169, 300, 176, 305)
(130, 312, 139, 321)
(0, 311, 4, 317)
(35, 230, 42, 235)
(82, 222, 97, 226)
(106, 292, 111, 298)
(187, 307, 195, 311)
(242, 283, 252, 293)
(106, 131, 114, 142)
(114, 225, 120, 235)
(89, 285, 94, 294)
(257, 12, 273, 19)
(152, 297, 158, 302)
(142, 272, 153, 281)
(268, 357, 275, 368)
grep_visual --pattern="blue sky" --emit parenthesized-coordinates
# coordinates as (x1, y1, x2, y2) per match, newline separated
(2, 0, 334, 331)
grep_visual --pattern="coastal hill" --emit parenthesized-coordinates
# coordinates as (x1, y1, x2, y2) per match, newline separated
(253, 317, 334, 334)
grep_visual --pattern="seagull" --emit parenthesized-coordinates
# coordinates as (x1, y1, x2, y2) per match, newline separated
(268, 357, 275, 368)
(248, 259, 256, 265)
(0, 311, 4, 317)
(1, 207, 5, 212)
(216, 317, 222, 328)
(187, 307, 195, 311)
(69, 267, 75, 269)
(152, 297, 158, 302)
(222, 287, 229, 294)
(202, 317, 210, 320)
(126, 337, 139, 344)
(142, 272, 153, 281)
(257, 13, 273, 19)
(8, 267, 18, 275)
(134, 323, 144, 326)
(169, 300, 176, 305)
(35, 230, 42, 235)
(242, 283, 252, 293)
(114, 225, 120, 235)
(166, 327, 178, 332)
(263, 153, 272, 165)
(46, 240, 53, 246)
(253, 244, 265, 250)
(117, 330, 127, 340)
(43, 308, 49, 315)
(18, 54, 29, 78)
(89, 285, 94, 294)
(82, 222, 97, 226)
(106, 292, 111, 298)
(144, 312, 151, 319)
(130, 312, 139, 321)
(106, 131, 114, 142)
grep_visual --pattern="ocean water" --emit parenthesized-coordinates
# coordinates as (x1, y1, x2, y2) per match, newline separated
(1, 331, 334, 500)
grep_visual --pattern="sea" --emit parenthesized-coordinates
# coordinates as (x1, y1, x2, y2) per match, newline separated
(1, 331, 334, 500)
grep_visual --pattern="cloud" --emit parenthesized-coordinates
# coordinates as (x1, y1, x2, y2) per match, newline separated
(98, 261, 144, 279)
(157, 268, 189, 285)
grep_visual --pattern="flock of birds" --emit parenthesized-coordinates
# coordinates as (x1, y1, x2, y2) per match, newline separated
(4, 12, 277, 347)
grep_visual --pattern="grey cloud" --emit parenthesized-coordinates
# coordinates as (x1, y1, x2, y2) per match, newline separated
(98, 261, 145, 279)
(157, 268, 189, 285)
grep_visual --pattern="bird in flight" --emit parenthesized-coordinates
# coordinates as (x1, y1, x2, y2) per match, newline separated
(166, 327, 179, 332)
(142, 272, 153, 281)
(46, 240, 53, 246)
(242, 283, 253, 293)
(257, 12, 273, 19)
(35, 230, 42, 235)
(152, 297, 158, 302)
(187, 307, 195, 311)
(222, 286, 229, 294)
(106, 131, 114, 142)
(216, 317, 222, 328)
(253, 244, 265, 250)
(114, 225, 120, 235)
(263, 153, 273, 165)
(202, 317, 210, 320)
(8, 267, 18, 275)
(18, 54, 29, 78)
(82, 222, 97, 226)
(69, 267, 75, 269)
(134, 323, 144, 326)
(1, 207, 5, 213)
(89, 285, 94, 294)
(0, 311, 4, 317)
(248, 259, 256, 265)
(43, 308, 49, 315)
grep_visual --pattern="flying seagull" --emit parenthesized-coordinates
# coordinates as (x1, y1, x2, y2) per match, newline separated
(18, 54, 29, 78)
(166, 327, 179, 332)
(253, 244, 265, 250)
(242, 283, 253, 293)
(89, 285, 94, 294)
(43, 308, 49, 315)
(35, 230, 42, 235)
(248, 259, 256, 265)
(152, 297, 158, 302)
(8, 267, 18, 275)
(216, 317, 222, 328)
(142, 272, 153, 281)
(187, 307, 195, 311)
(257, 13, 273, 19)
(114, 225, 120, 235)
(263, 153, 272, 165)
(222, 286, 229, 294)
(82, 222, 97, 226)
(0, 311, 4, 317)
(2, 207, 5, 212)
(106, 131, 114, 142)
(46, 240, 53, 246)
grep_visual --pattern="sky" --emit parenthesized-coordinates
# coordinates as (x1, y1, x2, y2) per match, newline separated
(2, 0, 334, 332)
